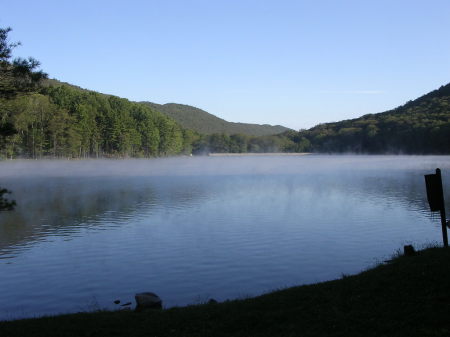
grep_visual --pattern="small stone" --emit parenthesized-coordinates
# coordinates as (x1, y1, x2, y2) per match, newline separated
(114, 300, 120, 305)
(135, 292, 162, 311)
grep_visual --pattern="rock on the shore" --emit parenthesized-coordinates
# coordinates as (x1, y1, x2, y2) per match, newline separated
(135, 292, 162, 311)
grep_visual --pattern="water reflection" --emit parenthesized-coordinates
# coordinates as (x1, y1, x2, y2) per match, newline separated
(0, 176, 214, 256)
(0, 155, 449, 320)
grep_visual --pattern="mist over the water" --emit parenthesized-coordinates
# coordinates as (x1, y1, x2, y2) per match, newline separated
(1, 155, 449, 178)
(0, 155, 449, 320)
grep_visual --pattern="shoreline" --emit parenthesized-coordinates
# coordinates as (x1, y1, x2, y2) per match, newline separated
(1, 246, 449, 336)
(3, 153, 450, 162)
(207, 152, 312, 156)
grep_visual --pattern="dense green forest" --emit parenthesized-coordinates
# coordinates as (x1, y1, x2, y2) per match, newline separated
(177, 83, 450, 155)
(141, 102, 290, 136)
(0, 27, 200, 159)
(2, 80, 449, 157)
(1, 27, 449, 158)
(1, 74, 294, 158)
(0, 85, 198, 158)
(295, 83, 450, 154)
(191, 130, 309, 154)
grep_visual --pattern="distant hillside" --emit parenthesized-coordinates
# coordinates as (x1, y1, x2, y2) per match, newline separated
(292, 83, 450, 154)
(0, 79, 193, 158)
(4, 75, 449, 157)
(140, 102, 290, 136)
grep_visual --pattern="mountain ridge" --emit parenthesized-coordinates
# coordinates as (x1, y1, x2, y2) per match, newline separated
(2, 77, 448, 157)
(140, 101, 291, 136)
(291, 82, 450, 153)
(44, 79, 291, 137)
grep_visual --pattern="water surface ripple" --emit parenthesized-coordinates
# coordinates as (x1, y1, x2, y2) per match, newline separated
(0, 155, 449, 320)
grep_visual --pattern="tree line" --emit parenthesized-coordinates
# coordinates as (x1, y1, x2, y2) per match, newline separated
(2, 81, 449, 158)
(0, 84, 197, 158)
(191, 131, 310, 154)
(295, 84, 450, 154)
(1, 82, 311, 157)
(1, 26, 450, 160)
(191, 82, 450, 154)
(0, 27, 199, 159)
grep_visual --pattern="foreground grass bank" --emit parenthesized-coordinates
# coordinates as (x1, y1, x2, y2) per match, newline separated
(1, 247, 449, 337)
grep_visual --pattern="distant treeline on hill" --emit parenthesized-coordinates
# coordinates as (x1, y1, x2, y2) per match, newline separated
(296, 83, 450, 154)
(0, 84, 194, 158)
(173, 82, 450, 155)
(1, 81, 450, 158)
(0, 82, 303, 158)
(140, 101, 290, 136)
(1, 26, 450, 158)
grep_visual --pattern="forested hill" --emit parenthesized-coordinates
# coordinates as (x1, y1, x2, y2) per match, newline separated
(293, 83, 450, 154)
(2, 77, 449, 157)
(0, 81, 198, 158)
(140, 102, 290, 136)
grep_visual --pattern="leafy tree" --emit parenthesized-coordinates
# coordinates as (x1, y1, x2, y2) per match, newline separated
(1, 27, 48, 157)
(1, 27, 47, 209)
(0, 27, 47, 99)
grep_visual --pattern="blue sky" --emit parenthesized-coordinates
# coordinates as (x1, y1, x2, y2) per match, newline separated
(3, 0, 450, 129)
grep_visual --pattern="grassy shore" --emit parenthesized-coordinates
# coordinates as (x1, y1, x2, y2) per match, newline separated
(1, 247, 449, 337)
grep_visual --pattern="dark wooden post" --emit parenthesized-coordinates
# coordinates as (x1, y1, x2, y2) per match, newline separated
(425, 168, 448, 247)
(436, 169, 448, 247)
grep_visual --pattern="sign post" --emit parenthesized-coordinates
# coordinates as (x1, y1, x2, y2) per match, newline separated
(424, 168, 448, 247)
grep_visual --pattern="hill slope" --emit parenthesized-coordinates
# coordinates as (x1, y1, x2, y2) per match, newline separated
(141, 102, 290, 136)
(293, 83, 450, 154)
(0, 80, 192, 158)
(3, 78, 449, 157)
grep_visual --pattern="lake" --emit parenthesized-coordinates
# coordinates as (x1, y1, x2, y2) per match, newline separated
(0, 155, 449, 320)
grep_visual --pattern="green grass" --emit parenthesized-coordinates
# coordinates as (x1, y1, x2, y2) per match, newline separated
(1, 247, 449, 337)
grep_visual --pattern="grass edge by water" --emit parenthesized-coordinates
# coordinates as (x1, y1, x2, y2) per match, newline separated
(1, 246, 449, 337)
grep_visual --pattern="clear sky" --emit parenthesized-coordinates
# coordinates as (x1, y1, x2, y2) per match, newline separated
(3, 0, 450, 130)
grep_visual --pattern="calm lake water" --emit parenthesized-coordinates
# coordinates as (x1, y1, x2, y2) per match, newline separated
(0, 155, 449, 320)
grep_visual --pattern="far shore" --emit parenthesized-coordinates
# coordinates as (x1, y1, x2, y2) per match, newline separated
(208, 152, 312, 156)
(0, 153, 313, 161)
